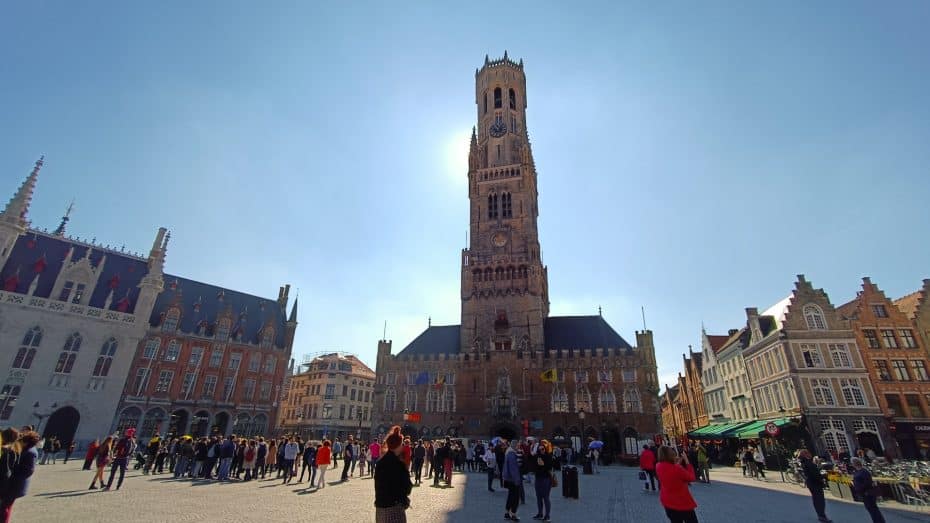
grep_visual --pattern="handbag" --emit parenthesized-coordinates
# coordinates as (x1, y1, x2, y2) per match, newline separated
(550, 471, 559, 487)
(638, 470, 647, 481)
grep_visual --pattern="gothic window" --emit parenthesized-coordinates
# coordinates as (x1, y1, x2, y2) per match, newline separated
(0, 384, 21, 420)
(819, 419, 851, 454)
(443, 384, 456, 413)
(550, 385, 569, 413)
(483, 268, 492, 282)
(828, 344, 852, 368)
(483, 91, 488, 114)
(404, 389, 417, 411)
(598, 386, 617, 414)
(488, 194, 499, 219)
(384, 387, 396, 411)
(502, 193, 512, 218)
(495, 267, 504, 280)
(623, 387, 642, 413)
(511, 115, 517, 134)
(427, 388, 441, 412)
(494, 87, 502, 109)
(509, 88, 516, 110)
(92, 337, 118, 377)
(12, 326, 42, 369)
(162, 308, 180, 332)
(59, 280, 88, 304)
(263, 356, 276, 374)
(55, 332, 82, 374)
(840, 379, 866, 406)
(803, 304, 826, 330)
(575, 386, 592, 412)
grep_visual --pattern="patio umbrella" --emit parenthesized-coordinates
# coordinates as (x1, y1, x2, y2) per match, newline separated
(589, 440, 605, 449)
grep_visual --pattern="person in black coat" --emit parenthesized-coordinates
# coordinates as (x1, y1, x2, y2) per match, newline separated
(799, 450, 832, 523)
(1, 429, 40, 523)
(375, 426, 413, 523)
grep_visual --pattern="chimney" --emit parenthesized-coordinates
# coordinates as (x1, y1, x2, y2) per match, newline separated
(746, 307, 761, 338)
(728, 329, 738, 337)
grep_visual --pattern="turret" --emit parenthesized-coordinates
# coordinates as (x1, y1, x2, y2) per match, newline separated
(0, 158, 43, 268)
(135, 227, 168, 318)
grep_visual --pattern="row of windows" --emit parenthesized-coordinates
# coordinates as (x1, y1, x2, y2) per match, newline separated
(142, 339, 277, 373)
(874, 359, 930, 382)
(484, 87, 517, 113)
(472, 265, 529, 283)
(381, 369, 633, 386)
(862, 328, 918, 349)
(885, 393, 930, 418)
(286, 403, 370, 423)
(794, 343, 854, 370)
(754, 380, 797, 413)
(808, 377, 868, 407)
(549, 386, 641, 414)
(133, 367, 273, 402)
(11, 327, 118, 378)
(292, 383, 372, 403)
(383, 387, 457, 413)
(487, 193, 514, 219)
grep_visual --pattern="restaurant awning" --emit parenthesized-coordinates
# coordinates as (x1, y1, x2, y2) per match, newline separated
(734, 418, 793, 439)
(687, 421, 753, 439)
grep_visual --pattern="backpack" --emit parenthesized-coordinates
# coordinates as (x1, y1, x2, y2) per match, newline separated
(245, 447, 255, 462)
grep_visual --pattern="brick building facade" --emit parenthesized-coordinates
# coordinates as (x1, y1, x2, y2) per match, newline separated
(373, 55, 661, 455)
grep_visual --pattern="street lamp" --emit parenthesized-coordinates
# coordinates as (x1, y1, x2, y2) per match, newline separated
(579, 408, 586, 466)
(356, 409, 363, 439)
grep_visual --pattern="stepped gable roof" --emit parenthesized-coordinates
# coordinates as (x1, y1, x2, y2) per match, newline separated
(706, 335, 729, 353)
(836, 298, 859, 320)
(691, 352, 703, 372)
(151, 274, 288, 349)
(894, 290, 921, 320)
(544, 315, 633, 351)
(396, 324, 461, 357)
(0, 230, 149, 313)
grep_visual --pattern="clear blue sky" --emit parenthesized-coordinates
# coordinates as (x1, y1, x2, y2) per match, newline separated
(3, 1, 929, 387)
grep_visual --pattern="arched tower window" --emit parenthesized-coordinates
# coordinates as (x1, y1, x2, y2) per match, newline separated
(502, 193, 512, 218)
(509, 88, 516, 109)
(404, 388, 417, 412)
(803, 304, 826, 330)
(12, 326, 42, 369)
(383, 387, 396, 411)
(483, 91, 488, 114)
(55, 332, 82, 374)
(623, 387, 642, 413)
(494, 87, 502, 109)
(488, 193, 499, 219)
(443, 384, 456, 413)
(92, 337, 118, 377)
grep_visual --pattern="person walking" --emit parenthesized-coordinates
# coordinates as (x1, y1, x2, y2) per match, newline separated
(299, 442, 315, 483)
(358, 443, 368, 478)
(640, 444, 657, 491)
(217, 435, 235, 481)
(341, 435, 355, 481)
(502, 439, 522, 521)
(265, 439, 277, 479)
(64, 441, 76, 464)
(104, 429, 136, 491)
(83, 439, 99, 471)
(696, 443, 710, 484)
(798, 449, 832, 523)
(412, 440, 425, 485)
(369, 439, 381, 477)
(1, 429, 40, 523)
(243, 440, 257, 481)
(374, 426, 412, 523)
(753, 446, 766, 480)
(483, 445, 497, 492)
(315, 440, 332, 489)
(332, 438, 342, 470)
(655, 445, 699, 523)
(495, 441, 506, 489)
(282, 437, 299, 484)
(531, 439, 554, 522)
(851, 457, 885, 523)
(89, 436, 113, 489)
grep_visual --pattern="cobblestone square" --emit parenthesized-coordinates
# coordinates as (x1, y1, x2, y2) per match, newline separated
(14, 461, 930, 522)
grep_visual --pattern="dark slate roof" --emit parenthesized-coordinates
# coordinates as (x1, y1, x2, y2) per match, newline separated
(151, 275, 290, 349)
(544, 315, 633, 351)
(396, 325, 461, 357)
(395, 315, 633, 357)
(706, 335, 730, 353)
(0, 230, 149, 313)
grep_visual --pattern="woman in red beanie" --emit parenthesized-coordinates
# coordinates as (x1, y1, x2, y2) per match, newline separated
(655, 445, 699, 523)
(374, 426, 413, 523)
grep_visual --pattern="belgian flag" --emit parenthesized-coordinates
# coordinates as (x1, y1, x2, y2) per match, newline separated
(540, 369, 557, 383)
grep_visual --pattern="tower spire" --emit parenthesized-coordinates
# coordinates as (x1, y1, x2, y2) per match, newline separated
(2, 156, 43, 229)
(53, 199, 74, 236)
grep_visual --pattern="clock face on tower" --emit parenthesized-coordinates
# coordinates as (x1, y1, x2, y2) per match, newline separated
(489, 120, 507, 138)
(492, 232, 508, 247)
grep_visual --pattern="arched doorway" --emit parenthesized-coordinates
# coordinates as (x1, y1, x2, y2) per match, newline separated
(234, 413, 251, 437)
(141, 408, 166, 438)
(252, 414, 268, 437)
(169, 409, 189, 438)
(213, 412, 230, 436)
(43, 406, 80, 447)
(116, 407, 141, 435)
(192, 411, 211, 437)
(490, 422, 519, 441)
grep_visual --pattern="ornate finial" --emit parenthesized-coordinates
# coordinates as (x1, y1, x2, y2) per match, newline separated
(598, 305, 602, 316)
(428, 316, 432, 327)
(2, 156, 44, 228)
(53, 199, 74, 237)
(485, 54, 490, 65)
(503, 50, 508, 60)
(519, 58, 523, 67)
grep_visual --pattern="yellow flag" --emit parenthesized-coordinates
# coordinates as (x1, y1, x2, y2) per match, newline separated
(540, 369, 557, 383)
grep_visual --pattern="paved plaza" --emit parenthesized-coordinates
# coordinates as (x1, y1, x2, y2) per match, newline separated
(14, 461, 929, 522)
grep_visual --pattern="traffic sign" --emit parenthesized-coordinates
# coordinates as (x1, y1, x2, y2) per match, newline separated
(765, 422, 780, 436)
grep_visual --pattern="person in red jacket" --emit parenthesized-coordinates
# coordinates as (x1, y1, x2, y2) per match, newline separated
(655, 445, 699, 523)
(640, 444, 657, 491)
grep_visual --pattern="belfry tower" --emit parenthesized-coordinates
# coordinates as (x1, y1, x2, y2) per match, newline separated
(461, 53, 549, 353)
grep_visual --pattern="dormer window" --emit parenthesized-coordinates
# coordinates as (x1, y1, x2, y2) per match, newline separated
(261, 328, 274, 350)
(494, 87, 502, 109)
(58, 281, 87, 304)
(162, 308, 180, 332)
(215, 320, 230, 342)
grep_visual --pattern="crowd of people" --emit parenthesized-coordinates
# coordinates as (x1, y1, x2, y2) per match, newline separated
(0, 426, 42, 523)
